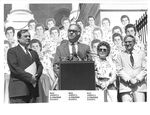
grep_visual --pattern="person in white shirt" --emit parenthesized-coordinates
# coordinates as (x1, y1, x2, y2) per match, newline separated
(116, 35, 147, 102)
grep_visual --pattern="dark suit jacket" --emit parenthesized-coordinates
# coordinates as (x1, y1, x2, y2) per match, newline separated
(53, 42, 92, 64)
(7, 45, 43, 98)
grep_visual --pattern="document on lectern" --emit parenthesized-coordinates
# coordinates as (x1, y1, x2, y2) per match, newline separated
(25, 62, 37, 77)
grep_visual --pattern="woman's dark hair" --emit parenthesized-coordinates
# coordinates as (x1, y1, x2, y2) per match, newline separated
(120, 15, 130, 22)
(28, 19, 37, 27)
(5, 26, 15, 36)
(102, 18, 110, 25)
(88, 16, 95, 21)
(46, 18, 56, 26)
(76, 19, 85, 28)
(50, 26, 60, 35)
(61, 17, 70, 25)
(125, 24, 136, 35)
(91, 39, 101, 48)
(112, 33, 123, 43)
(29, 39, 42, 51)
(97, 41, 111, 57)
(112, 26, 123, 34)
(35, 23, 45, 31)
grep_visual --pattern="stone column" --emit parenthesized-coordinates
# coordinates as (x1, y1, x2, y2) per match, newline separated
(5, 3, 34, 30)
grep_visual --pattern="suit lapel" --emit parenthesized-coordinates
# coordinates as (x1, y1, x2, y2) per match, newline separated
(17, 45, 27, 56)
(64, 43, 70, 57)
(77, 43, 84, 59)
(17, 45, 33, 64)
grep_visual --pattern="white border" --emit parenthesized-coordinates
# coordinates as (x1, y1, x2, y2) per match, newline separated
(0, 0, 149, 115)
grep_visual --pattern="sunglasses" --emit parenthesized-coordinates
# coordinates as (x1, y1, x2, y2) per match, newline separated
(23, 35, 31, 38)
(98, 48, 107, 52)
(68, 30, 79, 33)
(124, 41, 133, 44)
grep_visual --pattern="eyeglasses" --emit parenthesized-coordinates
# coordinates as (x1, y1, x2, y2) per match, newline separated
(98, 48, 107, 52)
(124, 41, 133, 44)
(68, 30, 79, 33)
(23, 35, 31, 38)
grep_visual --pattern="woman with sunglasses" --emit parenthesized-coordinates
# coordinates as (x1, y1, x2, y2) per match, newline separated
(95, 41, 117, 102)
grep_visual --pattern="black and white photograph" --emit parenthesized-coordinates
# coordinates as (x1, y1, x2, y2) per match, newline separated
(0, 0, 149, 114)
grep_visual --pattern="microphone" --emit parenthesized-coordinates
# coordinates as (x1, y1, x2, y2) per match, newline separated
(71, 53, 81, 61)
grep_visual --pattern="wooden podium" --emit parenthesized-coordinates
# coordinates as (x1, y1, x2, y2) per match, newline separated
(58, 61, 95, 90)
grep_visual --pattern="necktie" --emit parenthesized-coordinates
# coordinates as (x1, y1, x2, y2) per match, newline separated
(72, 43, 76, 55)
(25, 48, 32, 62)
(130, 51, 134, 66)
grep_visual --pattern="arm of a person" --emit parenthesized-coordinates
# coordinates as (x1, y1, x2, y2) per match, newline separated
(87, 46, 92, 60)
(108, 69, 116, 85)
(7, 49, 35, 84)
(53, 46, 61, 65)
(86, 45, 92, 61)
(106, 60, 117, 86)
(116, 54, 131, 82)
(136, 52, 147, 81)
(34, 51, 43, 79)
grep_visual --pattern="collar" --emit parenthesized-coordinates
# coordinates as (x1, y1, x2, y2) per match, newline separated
(69, 41, 79, 45)
(19, 43, 26, 50)
(125, 48, 136, 54)
(19, 44, 29, 53)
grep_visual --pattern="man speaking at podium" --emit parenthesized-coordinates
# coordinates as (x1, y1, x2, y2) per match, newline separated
(54, 23, 92, 64)
(7, 29, 43, 103)
(53, 24, 92, 90)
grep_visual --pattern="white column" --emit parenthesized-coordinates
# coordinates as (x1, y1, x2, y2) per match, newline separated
(5, 3, 34, 30)
(11, 3, 30, 11)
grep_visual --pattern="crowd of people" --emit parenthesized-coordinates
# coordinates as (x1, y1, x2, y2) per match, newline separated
(4, 14, 147, 103)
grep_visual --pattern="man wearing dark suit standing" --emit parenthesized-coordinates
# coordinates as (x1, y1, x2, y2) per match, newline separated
(7, 29, 43, 103)
(54, 23, 92, 64)
(53, 24, 92, 90)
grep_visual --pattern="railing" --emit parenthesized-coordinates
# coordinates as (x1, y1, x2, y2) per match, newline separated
(135, 12, 148, 45)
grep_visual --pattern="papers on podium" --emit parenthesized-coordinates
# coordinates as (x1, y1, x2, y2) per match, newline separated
(25, 62, 37, 78)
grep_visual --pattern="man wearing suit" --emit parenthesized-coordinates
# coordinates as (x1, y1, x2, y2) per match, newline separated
(116, 35, 146, 102)
(53, 24, 92, 89)
(7, 29, 43, 103)
(54, 23, 92, 64)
